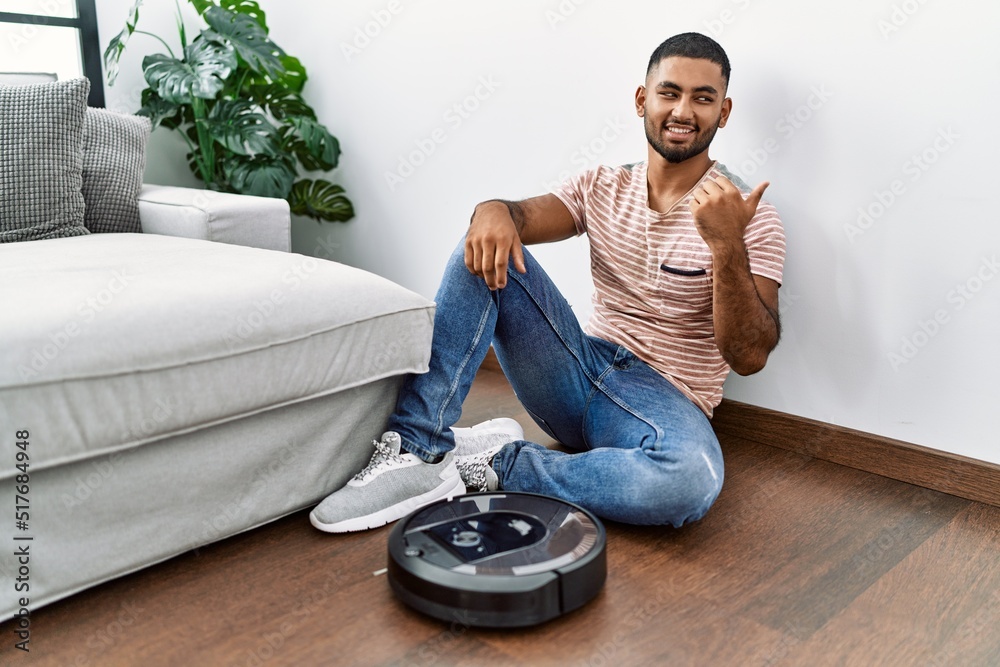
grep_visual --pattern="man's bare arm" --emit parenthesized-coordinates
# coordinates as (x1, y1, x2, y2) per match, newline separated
(466, 194, 576, 290)
(690, 176, 780, 375)
(711, 255, 781, 375)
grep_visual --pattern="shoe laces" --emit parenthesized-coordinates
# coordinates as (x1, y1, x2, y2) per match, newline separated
(457, 452, 491, 491)
(353, 439, 405, 482)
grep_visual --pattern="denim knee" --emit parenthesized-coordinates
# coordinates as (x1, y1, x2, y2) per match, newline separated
(646, 439, 724, 527)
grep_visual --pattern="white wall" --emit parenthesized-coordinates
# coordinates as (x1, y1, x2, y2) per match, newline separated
(97, 0, 1000, 464)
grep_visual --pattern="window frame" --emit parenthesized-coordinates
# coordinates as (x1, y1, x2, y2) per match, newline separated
(0, 0, 105, 107)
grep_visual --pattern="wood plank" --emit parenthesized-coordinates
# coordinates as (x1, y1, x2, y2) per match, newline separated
(781, 502, 1000, 666)
(479, 345, 502, 374)
(713, 399, 1000, 507)
(604, 438, 969, 639)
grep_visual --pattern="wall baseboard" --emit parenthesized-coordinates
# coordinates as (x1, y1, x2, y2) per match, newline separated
(712, 400, 1000, 508)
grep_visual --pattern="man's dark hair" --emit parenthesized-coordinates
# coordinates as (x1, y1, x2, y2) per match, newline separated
(646, 32, 731, 87)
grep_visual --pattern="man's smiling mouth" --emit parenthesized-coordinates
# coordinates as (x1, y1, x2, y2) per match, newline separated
(665, 124, 696, 139)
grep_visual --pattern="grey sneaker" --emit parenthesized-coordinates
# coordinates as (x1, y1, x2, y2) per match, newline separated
(452, 418, 523, 491)
(310, 432, 465, 533)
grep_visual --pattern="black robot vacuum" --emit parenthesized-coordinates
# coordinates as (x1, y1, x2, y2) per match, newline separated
(387, 492, 607, 628)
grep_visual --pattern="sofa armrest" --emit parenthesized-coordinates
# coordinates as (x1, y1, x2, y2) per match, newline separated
(138, 184, 291, 252)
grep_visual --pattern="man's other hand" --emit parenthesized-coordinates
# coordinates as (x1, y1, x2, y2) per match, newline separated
(466, 201, 527, 290)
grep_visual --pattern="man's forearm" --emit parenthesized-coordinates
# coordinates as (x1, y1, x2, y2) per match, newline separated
(710, 243, 780, 375)
(472, 195, 577, 245)
(474, 199, 527, 237)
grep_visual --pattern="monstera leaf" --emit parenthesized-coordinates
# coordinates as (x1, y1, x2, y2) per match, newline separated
(248, 83, 315, 120)
(137, 88, 186, 130)
(143, 37, 237, 104)
(103, 0, 145, 86)
(206, 99, 280, 156)
(204, 6, 285, 79)
(275, 55, 307, 93)
(287, 116, 340, 171)
(188, 0, 214, 14)
(221, 0, 268, 28)
(191, 0, 268, 29)
(224, 154, 296, 198)
(289, 180, 354, 222)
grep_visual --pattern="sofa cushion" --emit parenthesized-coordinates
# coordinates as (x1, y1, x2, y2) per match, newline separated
(0, 234, 435, 476)
(0, 78, 90, 243)
(82, 108, 152, 233)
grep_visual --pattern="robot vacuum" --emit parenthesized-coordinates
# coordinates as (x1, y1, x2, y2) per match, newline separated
(387, 492, 607, 628)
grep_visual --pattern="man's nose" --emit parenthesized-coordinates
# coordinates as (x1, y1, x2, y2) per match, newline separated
(672, 96, 694, 122)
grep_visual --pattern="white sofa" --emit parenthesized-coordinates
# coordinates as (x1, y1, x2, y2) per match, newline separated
(0, 185, 435, 620)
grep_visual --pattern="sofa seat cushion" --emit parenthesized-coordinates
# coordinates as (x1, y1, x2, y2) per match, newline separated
(0, 233, 434, 476)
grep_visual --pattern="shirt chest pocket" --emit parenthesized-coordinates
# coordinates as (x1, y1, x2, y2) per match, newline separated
(657, 263, 714, 318)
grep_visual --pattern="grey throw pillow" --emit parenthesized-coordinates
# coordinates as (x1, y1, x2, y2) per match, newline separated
(0, 78, 91, 243)
(82, 108, 152, 233)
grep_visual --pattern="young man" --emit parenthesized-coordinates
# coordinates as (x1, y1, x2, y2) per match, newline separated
(311, 32, 785, 532)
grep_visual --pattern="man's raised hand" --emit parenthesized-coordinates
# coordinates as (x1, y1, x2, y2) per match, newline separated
(689, 176, 769, 250)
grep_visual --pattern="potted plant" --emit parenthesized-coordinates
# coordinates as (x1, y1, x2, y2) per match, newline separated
(104, 0, 353, 223)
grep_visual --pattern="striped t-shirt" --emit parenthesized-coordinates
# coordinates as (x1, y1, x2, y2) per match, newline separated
(551, 160, 785, 417)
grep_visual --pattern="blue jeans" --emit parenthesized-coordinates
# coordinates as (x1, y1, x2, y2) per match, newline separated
(387, 238, 724, 527)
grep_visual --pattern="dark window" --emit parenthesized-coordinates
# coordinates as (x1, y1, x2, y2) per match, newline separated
(0, 0, 105, 107)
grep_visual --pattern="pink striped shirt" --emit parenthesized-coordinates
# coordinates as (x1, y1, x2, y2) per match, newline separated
(551, 161, 785, 417)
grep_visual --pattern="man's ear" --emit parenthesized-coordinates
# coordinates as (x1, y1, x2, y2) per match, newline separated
(635, 85, 646, 117)
(719, 97, 733, 127)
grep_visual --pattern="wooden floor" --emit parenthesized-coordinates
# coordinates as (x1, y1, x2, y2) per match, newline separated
(3, 368, 999, 666)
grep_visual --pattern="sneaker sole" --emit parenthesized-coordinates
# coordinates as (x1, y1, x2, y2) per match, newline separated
(452, 417, 524, 441)
(454, 418, 524, 468)
(309, 474, 466, 534)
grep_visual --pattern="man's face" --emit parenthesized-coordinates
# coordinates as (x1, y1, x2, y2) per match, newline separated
(637, 56, 731, 164)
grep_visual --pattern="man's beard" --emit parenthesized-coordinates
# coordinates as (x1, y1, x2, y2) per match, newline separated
(644, 112, 722, 164)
